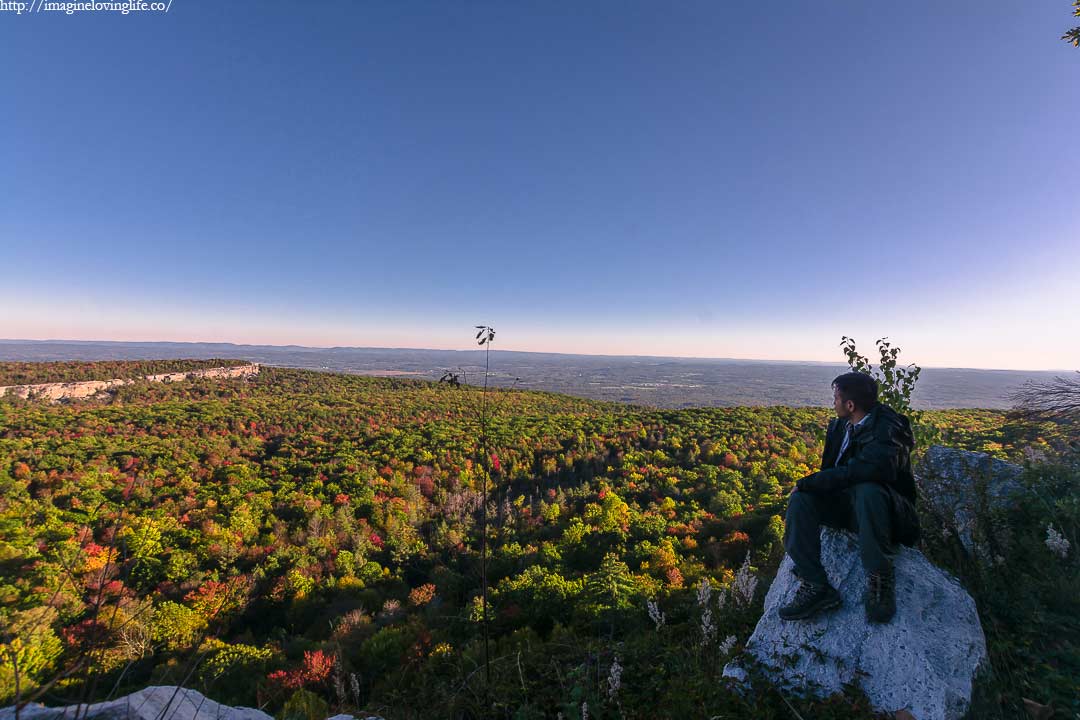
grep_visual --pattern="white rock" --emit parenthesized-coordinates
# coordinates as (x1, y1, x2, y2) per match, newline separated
(0, 686, 271, 720)
(0, 689, 388, 720)
(724, 528, 988, 720)
(916, 445, 1025, 558)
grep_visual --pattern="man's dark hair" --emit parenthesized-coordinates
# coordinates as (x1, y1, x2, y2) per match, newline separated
(832, 372, 878, 412)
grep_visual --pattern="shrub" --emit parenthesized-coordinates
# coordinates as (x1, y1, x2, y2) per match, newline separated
(0, 607, 64, 703)
(921, 456, 1080, 717)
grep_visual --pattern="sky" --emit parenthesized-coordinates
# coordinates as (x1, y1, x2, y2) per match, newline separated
(1, 1, 1077, 371)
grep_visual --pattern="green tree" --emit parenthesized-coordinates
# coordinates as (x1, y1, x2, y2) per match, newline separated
(840, 336, 920, 416)
(151, 601, 205, 650)
(584, 552, 636, 613)
(0, 607, 63, 703)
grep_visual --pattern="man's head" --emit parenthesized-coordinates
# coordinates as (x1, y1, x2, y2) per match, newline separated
(832, 372, 878, 421)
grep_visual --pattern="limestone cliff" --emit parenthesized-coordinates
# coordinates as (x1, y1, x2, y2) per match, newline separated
(0, 364, 260, 402)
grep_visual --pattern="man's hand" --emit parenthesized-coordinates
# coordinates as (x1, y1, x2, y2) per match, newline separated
(796, 472, 822, 493)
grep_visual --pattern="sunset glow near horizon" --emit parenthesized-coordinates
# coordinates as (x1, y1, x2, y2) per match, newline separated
(2, 2, 1078, 373)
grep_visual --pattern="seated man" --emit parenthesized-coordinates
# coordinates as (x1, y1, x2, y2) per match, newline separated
(780, 372, 919, 624)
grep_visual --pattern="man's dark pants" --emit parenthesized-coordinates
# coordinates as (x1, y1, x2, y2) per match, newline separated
(784, 483, 895, 586)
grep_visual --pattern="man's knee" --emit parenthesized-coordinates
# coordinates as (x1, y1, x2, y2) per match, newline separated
(852, 483, 891, 521)
(786, 489, 817, 526)
(784, 490, 819, 550)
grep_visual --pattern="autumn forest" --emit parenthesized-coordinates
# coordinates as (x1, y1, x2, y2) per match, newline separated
(0, 363, 1074, 719)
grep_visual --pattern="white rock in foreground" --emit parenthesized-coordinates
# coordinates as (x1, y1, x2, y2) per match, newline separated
(0, 688, 387, 720)
(724, 528, 988, 720)
(0, 686, 270, 720)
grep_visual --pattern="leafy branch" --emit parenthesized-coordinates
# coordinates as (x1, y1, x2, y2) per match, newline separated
(1064, 0, 1080, 47)
(839, 336, 939, 449)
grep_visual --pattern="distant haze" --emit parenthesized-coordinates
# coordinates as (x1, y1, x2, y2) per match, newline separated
(1, 339, 1065, 410)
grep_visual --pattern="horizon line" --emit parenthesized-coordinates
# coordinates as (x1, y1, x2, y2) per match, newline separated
(0, 337, 1072, 375)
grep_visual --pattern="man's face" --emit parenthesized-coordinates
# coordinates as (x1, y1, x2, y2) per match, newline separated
(833, 386, 855, 420)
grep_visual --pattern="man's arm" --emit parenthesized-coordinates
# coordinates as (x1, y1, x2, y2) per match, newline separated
(820, 418, 839, 470)
(798, 421, 903, 494)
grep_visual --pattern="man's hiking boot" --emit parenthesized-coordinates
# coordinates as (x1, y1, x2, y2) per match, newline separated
(778, 580, 842, 621)
(865, 566, 896, 624)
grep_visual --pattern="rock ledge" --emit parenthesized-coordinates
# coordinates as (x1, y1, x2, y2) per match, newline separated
(724, 528, 988, 720)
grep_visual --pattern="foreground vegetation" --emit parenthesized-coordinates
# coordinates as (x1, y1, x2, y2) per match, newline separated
(0, 366, 1075, 719)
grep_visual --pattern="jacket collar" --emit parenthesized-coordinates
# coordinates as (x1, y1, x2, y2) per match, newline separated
(848, 405, 877, 437)
(832, 405, 878, 463)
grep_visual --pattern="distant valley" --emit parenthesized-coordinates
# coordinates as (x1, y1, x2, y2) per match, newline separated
(0, 339, 1066, 410)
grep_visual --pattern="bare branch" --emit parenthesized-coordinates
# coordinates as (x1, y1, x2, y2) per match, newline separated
(1006, 371, 1080, 423)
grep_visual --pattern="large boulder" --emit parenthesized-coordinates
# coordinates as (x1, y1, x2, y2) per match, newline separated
(0, 688, 387, 720)
(0, 687, 271, 720)
(723, 528, 987, 720)
(916, 445, 1025, 557)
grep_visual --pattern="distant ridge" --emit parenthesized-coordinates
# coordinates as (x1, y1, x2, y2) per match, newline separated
(0, 339, 1067, 410)
(2, 338, 1069, 372)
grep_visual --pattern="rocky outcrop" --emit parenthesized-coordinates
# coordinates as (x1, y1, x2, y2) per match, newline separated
(0, 686, 270, 720)
(0, 687, 385, 720)
(724, 528, 987, 720)
(916, 445, 1025, 557)
(0, 365, 259, 403)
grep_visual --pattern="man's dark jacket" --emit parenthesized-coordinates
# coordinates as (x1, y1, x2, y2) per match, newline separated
(797, 402, 921, 545)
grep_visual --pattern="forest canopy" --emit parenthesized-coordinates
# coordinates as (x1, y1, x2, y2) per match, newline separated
(0, 365, 1072, 718)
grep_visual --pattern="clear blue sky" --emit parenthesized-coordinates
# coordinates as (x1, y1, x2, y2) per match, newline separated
(2, 1, 1077, 370)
